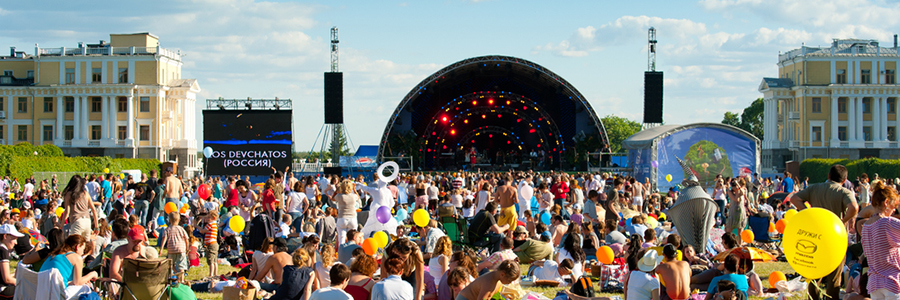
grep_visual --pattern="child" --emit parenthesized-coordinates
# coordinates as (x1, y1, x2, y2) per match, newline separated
(198, 212, 219, 277)
(160, 212, 190, 283)
(277, 214, 292, 238)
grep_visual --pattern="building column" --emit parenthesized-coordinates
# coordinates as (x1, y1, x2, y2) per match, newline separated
(831, 61, 837, 84)
(848, 96, 857, 141)
(126, 96, 134, 141)
(108, 96, 116, 140)
(830, 95, 839, 146)
(857, 97, 864, 141)
(874, 97, 882, 140)
(73, 96, 81, 140)
(100, 96, 108, 140)
(55, 96, 63, 141)
(81, 96, 89, 140)
(855, 61, 861, 84)
(882, 97, 889, 142)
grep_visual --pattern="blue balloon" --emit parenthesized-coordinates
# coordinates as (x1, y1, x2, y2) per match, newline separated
(540, 212, 551, 225)
(395, 208, 409, 222)
(157, 216, 166, 226)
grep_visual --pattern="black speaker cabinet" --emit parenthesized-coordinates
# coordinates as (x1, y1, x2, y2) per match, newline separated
(643, 71, 664, 123)
(324, 72, 343, 124)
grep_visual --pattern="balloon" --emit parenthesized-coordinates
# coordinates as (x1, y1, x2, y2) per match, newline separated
(665, 174, 672, 183)
(157, 216, 166, 226)
(769, 271, 787, 288)
(776, 219, 788, 234)
(658, 212, 667, 221)
(376, 206, 392, 224)
(768, 222, 776, 233)
(784, 209, 798, 221)
(413, 209, 430, 228)
(540, 212, 551, 225)
(119, 173, 125, 179)
(164, 202, 177, 214)
(597, 246, 615, 264)
(740, 229, 754, 244)
(229, 216, 246, 232)
(103, 168, 109, 174)
(198, 184, 211, 200)
(55, 207, 64, 218)
(645, 217, 659, 229)
(362, 238, 377, 255)
(651, 160, 659, 168)
(783, 207, 848, 279)
(395, 208, 409, 222)
(373, 231, 389, 248)
(203, 146, 214, 158)
(180, 204, 189, 214)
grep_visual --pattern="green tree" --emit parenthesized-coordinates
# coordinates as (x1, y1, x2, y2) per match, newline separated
(601, 115, 642, 153)
(329, 124, 351, 158)
(721, 98, 764, 141)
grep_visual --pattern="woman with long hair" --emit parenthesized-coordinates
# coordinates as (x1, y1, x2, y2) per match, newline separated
(385, 238, 425, 300)
(334, 180, 360, 246)
(21, 228, 65, 271)
(260, 179, 278, 220)
(558, 232, 587, 279)
(475, 182, 492, 212)
(249, 237, 275, 283)
(304, 177, 320, 207)
(725, 178, 748, 235)
(269, 248, 317, 300)
(346, 254, 377, 300)
(40, 234, 98, 287)
(315, 244, 337, 287)
(58, 175, 97, 238)
(428, 236, 453, 286)
(861, 180, 900, 300)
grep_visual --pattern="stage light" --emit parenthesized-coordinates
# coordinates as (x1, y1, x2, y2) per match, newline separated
(497, 114, 502, 118)
(443, 145, 447, 150)
(482, 114, 486, 119)
(464, 119, 468, 124)
(507, 141, 511, 144)
(517, 119, 522, 123)
(471, 140, 475, 143)
(432, 132, 436, 135)
(506, 100, 511, 105)
(523, 106, 527, 110)
(529, 129, 536, 133)
(442, 116, 448, 122)
(450, 129, 456, 135)
(488, 99, 494, 105)
(537, 144, 541, 148)
(489, 134, 493, 138)
(473, 100, 477, 105)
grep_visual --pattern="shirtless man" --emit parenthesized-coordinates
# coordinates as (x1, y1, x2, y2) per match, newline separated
(164, 167, 184, 204)
(457, 260, 520, 300)
(254, 238, 293, 293)
(109, 226, 159, 283)
(656, 244, 691, 300)
(631, 177, 645, 212)
(493, 175, 518, 238)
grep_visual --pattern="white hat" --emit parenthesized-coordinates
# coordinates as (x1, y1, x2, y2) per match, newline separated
(638, 250, 663, 272)
(0, 224, 24, 237)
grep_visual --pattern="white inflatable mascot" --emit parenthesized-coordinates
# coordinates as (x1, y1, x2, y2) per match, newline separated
(357, 161, 400, 238)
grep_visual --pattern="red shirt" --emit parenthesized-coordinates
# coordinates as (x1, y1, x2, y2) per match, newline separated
(552, 182, 569, 200)
(261, 189, 276, 212)
(225, 186, 239, 207)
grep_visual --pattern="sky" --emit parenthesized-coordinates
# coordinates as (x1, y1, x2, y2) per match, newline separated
(2, 0, 900, 152)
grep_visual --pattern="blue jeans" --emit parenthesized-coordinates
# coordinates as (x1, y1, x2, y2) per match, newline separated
(134, 200, 150, 226)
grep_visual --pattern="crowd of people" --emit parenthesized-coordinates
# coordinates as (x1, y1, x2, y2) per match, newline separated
(0, 162, 897, 300)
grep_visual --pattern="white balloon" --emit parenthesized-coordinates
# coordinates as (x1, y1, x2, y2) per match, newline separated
(376, 161, 400, 183)
(203, 146, 214, 158)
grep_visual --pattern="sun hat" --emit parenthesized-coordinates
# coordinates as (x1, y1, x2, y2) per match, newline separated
(638, 249, 664, 272)
(0, 224, 24, 237)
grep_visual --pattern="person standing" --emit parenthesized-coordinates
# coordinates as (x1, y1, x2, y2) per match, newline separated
(781, 171, 795, 194)
(58, 175, 98, 239)
(494, 176, 518, 238)
(789, 164, 859, 300)
(860, 180, 900, 300)
(164, 167, 183, 205)
(518, 175, 534, 219)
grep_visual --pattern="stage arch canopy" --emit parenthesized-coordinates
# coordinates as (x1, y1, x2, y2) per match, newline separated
(379, 55, 608, 170)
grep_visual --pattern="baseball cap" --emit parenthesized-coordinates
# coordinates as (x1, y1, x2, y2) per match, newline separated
(514, 226, 527, 235)
(128, 225, 147, 242)
(0, 224, 24, 237)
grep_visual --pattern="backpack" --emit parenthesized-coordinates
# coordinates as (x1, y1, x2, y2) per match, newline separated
(570, 276, 595, 298)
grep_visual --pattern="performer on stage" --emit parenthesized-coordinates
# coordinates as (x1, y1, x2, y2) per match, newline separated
(469, 147, 477, 166)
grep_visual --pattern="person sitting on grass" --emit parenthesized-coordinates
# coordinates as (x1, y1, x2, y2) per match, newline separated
(705, 254, 748, 300)
(475, 237, 516, 274)
(255, 238, 293, 293)
(532, 258, 573, 286)
(268, 248, 317, 300)
(457, 260, 520, 300)
(309, 263, 353, 300)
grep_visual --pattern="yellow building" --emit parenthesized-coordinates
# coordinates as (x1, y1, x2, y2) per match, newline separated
(0, 33, 200, 175)
(760, 38, 900, 170)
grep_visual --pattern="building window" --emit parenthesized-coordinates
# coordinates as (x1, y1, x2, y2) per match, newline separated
(139, 97, 150, 112)
(42, 125, 52, 141)
(0, 126, 3, 139)
(837, 69, 847, 84)
(117, 126, 126, 140)
(887, 69, 896, 84)
(864, 126, 872, 141)
(43, 97, 53, 112)
(839, 126, 847, 141)
(812, 126, 822, 141)
(139, 125, 150, 141)
(65, 68, 74, 84)
(838, 98, 847, 113)
(118, 68, 128, 83)
(16, 126, 26, 141)
(0, 97, 4, 112)
(91, 68, 101, 83)
(117, 97, 127, 112)
(65, 97, 74, 112)
(889, 127, 897, 141)
(91, 97, 101, 112)
(862, 69, 872, 84)
(890, 98, 897, 114)
(64, 126, 73, 141)
(812, 98, 822, 113)
(90, 125, 101, 140)
(3, 71, 12, 76)
(26, 70, 33, 78)
(864, 98, 872, 113)
(16, 97, 26, 113)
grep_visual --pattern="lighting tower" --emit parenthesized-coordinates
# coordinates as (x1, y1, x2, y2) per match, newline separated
(309, 26, 354, 173)
(331, 27, 339, 73)
(648, 27, 657, 72)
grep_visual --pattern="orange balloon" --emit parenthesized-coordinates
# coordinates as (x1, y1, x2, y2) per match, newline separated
(768, 222, 776, 233)
(164, 202, 177, 214)
(740, 229, 755, 244)
(776, 219, 788, 234)
(362, 238, 377, 256)
(596, 246, 615, 264)
(769, 271, 787, 287)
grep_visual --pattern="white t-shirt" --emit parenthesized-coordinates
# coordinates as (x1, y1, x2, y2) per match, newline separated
(287, 191, 307, 213)
(533, 260, 566, 284)
(23, 183, 34, 198)
(556, 248, 583, 279)
(309, 286, 352, 300)
(315, 261, 336, 288)
(625, 270, 659, 300)
(450, 194, 463, 208)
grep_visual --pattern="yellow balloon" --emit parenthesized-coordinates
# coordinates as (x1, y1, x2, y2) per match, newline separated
(659, 212, 667, 220)
(55, 207, 64, 218)
(373, 231, 388, 248)
(413, 209, 430, 228)
(782, 207, 848, 280)
(103, 168, 109, 174)
(119, 173, 125, 179)
(646, 217, 659, 229)
(784, 209, 798, 221)
(665, 174, 673, 183)
(229, 216, 246, 232)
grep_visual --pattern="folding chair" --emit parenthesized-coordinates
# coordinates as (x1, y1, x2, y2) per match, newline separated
(441, 217, 462, 243)
(747, 216, 781, 248)
(456, 217, 490, 252)
(96, 258, 174, 300)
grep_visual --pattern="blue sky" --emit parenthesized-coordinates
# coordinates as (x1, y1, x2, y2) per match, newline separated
(2, 0, 899, 152)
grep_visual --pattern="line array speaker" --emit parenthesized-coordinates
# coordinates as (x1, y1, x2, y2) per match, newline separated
(324, 72, 343, 124)
(643, 71, 664, 123)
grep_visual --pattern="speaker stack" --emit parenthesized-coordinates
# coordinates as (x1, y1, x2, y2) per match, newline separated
(643, 71, 664, 124)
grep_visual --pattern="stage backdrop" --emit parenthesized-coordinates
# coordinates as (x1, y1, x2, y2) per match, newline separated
(203, 110, 293, 176)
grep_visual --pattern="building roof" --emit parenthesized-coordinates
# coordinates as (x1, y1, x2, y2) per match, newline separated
(621, 122, 759, 150)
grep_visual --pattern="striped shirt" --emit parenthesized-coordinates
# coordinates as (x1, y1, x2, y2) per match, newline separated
(204, 221, 218, 246)
(165, 225, 189, 254)
(861, 217, 900, 294)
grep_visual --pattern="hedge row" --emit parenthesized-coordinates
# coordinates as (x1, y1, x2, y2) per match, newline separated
(799, 158, 900, 183)
(0, 143, 161, 180)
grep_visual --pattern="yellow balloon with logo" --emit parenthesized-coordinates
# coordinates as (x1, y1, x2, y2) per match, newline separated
(782, 207, 847, 279)
(784, 209, 798, 221)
